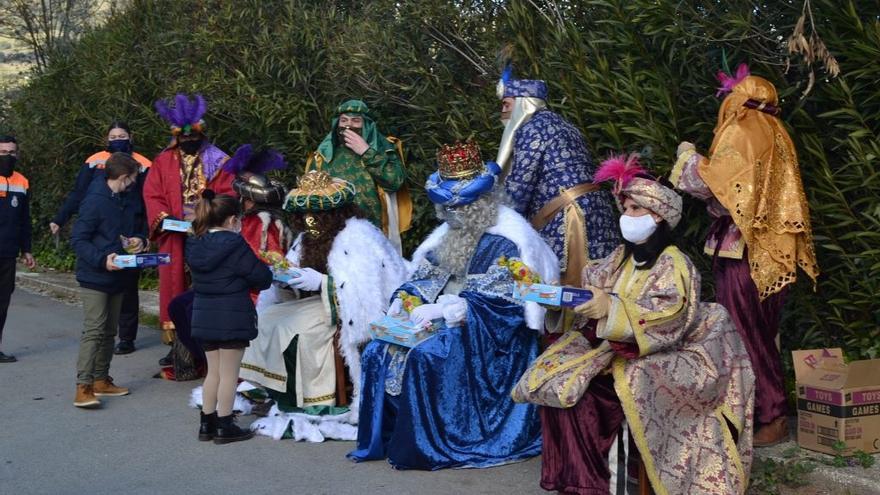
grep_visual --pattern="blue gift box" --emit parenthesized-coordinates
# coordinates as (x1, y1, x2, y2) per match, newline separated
(162, 218, 192, 232)
(271, 267, 302, 284)
(511, 282, 593, 307)
(114, 253, 172, 269)
(369, 314, 440, 348)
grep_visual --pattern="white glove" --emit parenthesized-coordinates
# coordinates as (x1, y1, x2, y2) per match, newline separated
(289, 267, 324, 292)
(387, 298, 404, 316)
(410, 303, 444, 327)
(438, 294, 467, 327)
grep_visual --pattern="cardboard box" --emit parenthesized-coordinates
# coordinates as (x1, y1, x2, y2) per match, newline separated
(271, 267, 302, 285)
(162, 218, 192, 233)
(114, 253, 172, 269)
(511, 282, 593, 307)
(793, 348, 880, 455)
(369, 314, 439, 348)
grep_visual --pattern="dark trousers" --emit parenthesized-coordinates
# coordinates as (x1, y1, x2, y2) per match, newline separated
(540, 374, 625, 494)
(117, 271, 140, 342)
(0, 257, 15, 343)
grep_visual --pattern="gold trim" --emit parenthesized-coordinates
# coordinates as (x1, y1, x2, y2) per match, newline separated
(669, 149, 695, 187)
(240, 362, 286, 382)
(303, 392, 336, 403)
(716, 408, 748, 493)
(612, 357, 668, 495)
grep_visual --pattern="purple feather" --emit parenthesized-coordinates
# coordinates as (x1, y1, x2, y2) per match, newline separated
(222, 144, 287, 176)
(222, 144, 254, 175)
(249, 149, 287, 174)
(173, 94, 188, 127)
(154, 98, 175, 125)
(191, 94, 207, 123)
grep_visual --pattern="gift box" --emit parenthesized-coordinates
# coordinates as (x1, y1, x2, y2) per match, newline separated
(512, 282, 593, 307)
(162, 218, 192, 233)
(369, 314, 440, 348)
(271, 267, 302, 284)
(793, 348, 880, 455)
(114, 253, 172, 269)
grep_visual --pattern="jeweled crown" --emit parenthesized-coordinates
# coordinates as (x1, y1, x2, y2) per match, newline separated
(437, 141, 483, 180)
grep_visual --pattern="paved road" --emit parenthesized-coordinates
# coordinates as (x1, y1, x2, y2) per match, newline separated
(0, 289, 543, 495)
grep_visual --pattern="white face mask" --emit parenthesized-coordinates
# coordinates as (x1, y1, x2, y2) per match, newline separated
(619, 214, 658, 244)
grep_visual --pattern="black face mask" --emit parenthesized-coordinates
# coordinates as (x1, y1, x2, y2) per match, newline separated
(0, 155, 15, 178)
(178, 139, 203, 155)
(108, 139, 133, 154)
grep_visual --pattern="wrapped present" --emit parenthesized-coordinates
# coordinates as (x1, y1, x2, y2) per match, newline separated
(114, 253, 172, 269)
(369, 314, 440, 348)
(162, 218, 192, 232)
(271, 267, 302, 284)
(512, 282, 593, 307)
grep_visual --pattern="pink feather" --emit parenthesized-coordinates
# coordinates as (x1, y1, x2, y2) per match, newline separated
(715, 63, 750, 97)
(594, 153, 646, 192)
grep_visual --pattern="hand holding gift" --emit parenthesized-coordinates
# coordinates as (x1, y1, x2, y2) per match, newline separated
(289, 267, 323, 292)
(409, 303, 444, 327)
(438, 294, 467, 327)
(573, 285, 610, 320)
(387, 298, 404, 317)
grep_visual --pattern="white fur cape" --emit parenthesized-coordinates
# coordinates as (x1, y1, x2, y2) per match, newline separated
(409, 205, 559, 331)
(261, 217, 407, 410)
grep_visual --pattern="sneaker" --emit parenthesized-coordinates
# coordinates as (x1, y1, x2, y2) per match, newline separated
(114, 340, 135, 355)
(158, 349, 173, 367)
(93, 377, 130, 397)
(0, 351, 17, 363)
(74, 384, 101, 408)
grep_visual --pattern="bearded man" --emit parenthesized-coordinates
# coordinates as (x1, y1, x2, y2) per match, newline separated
(349, 141, 559, 470)
(496, 75, 619, 286)
(238, 170, 407, 442)
(309, 99, 411, 251)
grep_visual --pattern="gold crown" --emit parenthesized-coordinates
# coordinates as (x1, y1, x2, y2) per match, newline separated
(284, 169, 356, 213)
(296, 169, 334, 193)
(437, 141, 483, 180)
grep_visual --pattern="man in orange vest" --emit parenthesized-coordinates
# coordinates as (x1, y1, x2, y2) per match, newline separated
(50, 122, 151, 355)
(1, 135, 36, 363)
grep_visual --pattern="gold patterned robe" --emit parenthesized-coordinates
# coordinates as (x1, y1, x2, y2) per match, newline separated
(577, 245, 755, 494)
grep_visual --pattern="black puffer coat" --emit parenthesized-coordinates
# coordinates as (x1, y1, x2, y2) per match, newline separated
(185, 230, 272, 342)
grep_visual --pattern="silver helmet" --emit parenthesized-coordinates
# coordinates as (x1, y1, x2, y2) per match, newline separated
(233, 171, 287, 207)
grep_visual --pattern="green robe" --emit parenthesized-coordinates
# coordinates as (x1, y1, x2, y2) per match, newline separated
(318, 143, 404, 227)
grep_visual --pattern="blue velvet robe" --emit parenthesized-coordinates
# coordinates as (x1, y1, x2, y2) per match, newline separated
(348, 233, 542, 469)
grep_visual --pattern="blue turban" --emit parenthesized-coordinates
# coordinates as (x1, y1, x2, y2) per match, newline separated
(502, 79, 548, 100)
(426, 161, 502, 207)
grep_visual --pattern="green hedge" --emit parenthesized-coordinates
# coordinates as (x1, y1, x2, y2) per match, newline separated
(4, 0, 878, 359)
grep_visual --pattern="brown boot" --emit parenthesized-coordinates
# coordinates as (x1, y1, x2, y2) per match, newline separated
(74, 384, 101, 408)
(93, 377, 130, 397)
(753, 417, 788, 447)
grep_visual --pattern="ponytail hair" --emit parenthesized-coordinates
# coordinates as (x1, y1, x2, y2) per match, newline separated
(192, 190, 241, 236)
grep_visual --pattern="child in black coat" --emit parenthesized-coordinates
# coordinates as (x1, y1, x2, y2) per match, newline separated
(186, 190, 272, 444)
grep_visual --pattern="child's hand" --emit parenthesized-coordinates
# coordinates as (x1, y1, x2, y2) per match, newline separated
(106, 253, 123, 271)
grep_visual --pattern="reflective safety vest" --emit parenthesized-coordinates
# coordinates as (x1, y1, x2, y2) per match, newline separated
(86, 151, 152, 173)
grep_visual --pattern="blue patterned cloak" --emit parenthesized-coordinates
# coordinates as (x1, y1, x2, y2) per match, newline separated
(349, 207, 558, 470)
(504, 109, 620, 262)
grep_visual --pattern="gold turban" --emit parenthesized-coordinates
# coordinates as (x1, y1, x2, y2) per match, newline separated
(699, 75, 819, 299)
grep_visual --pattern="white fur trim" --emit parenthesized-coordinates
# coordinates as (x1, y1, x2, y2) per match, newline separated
(327, 218, 408, 411)
(409, 205, 559, 330)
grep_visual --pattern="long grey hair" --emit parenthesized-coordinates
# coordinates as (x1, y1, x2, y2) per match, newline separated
(433, 191, 501, 277)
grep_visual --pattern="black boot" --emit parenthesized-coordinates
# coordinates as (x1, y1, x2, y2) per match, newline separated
(158, 348, 173, 367)
(199, 411, 217, 441)
(213, 414, 254, 444)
